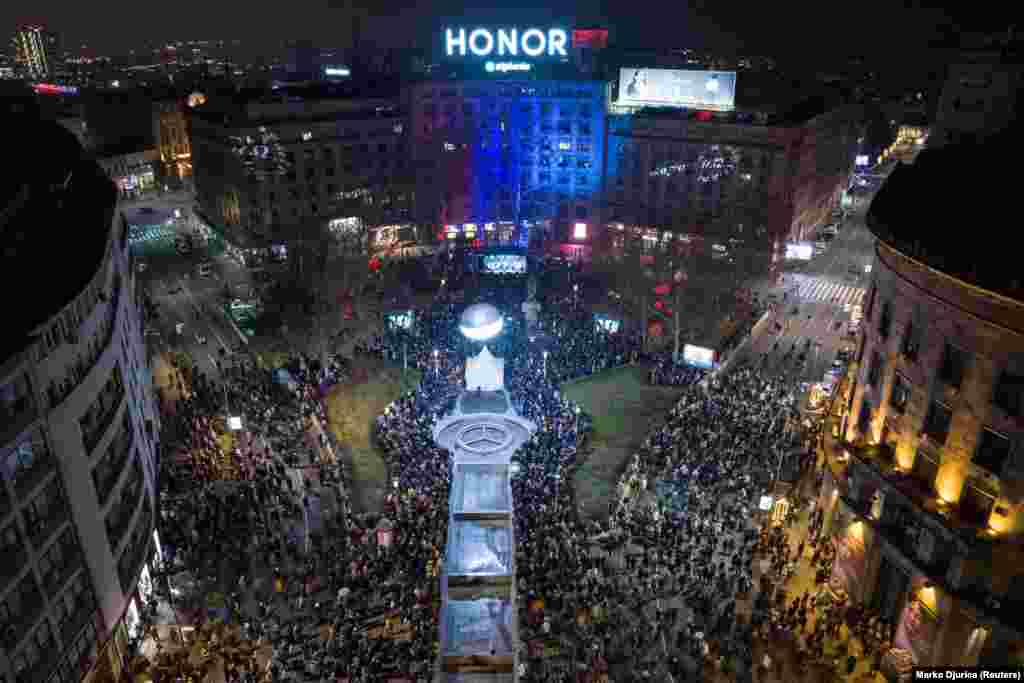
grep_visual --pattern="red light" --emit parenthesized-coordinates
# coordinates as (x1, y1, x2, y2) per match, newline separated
(473, 239, 481, 248)
(696, 111, 713, 122)
(654, 283, 671, 296)
(572, 29, 609, 49)
(654, 300, 664, 310)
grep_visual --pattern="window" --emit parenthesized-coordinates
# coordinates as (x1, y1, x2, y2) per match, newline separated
(37, 528, 81, 592)
(939, 344, 967, 389)
(912, 450, 940, 489)
(922, 401, 953, 445)
(868, 351, 884, 388)
(975, 428, 1011, 475)
(0, 372, 34, 428)
(879, 301, 892, 338)
(901, 318, 921, 360)
(858, 397, 873, 436)
(2, 429, 54, 497)
(11, 622, 55, 682)
(1, 575, 43, 649)
(891, 373, 911, 414)
(0, 522, 24, 578)
(960, 480, 996, 526)
(994, 370, 1024, 417)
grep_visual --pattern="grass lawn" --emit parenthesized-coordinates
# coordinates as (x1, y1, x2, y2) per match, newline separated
(324, 360, 422, 513)
(560, 365, 685, 519)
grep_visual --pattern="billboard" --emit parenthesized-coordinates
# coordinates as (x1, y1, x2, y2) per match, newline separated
(482, 254, 526, 275)
(682, 344, 716, 369)
(618, 68, 737, 110)
(786, 242, 814, 260)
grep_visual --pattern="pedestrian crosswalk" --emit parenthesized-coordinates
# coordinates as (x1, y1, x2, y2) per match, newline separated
(792, 278, 865, 307)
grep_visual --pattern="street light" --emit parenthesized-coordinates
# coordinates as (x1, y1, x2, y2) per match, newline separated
(542, 350, 549, 377)
(433, 348, 439, 376)
(574, 404, 581, 436)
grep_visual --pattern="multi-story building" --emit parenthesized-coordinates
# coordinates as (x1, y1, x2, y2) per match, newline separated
(929, 31, 1023, 149)
(603, 70, 861, 275)
(409, 78, 606, 258)
(189, 82, 414, 268)
(12, 25, 58, 81)
(153, 95, 192, 182)
(818, 125, 1024, 675)
(1, 114, 161, 682)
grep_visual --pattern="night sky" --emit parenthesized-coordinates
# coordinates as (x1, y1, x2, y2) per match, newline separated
(5, 0, 1002, 63)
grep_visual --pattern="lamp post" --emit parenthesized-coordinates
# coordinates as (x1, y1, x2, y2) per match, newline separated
(575, 404, 581, 436)
(542, 350, 549, 378)
(433, 349, 439, 377)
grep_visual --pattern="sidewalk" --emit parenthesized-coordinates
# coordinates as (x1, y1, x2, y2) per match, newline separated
(737, 470, 886, 683)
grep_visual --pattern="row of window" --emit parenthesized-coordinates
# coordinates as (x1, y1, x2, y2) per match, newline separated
(420, 86, 598, 101)
(46, 290, 117, 411)
(37, 262, 111, 359)
(105, 459, 144, 555)
(1, 429, 54, 502)
(869, 292, 1024, 417)
(79, 364, 125, 455)
(92, 413, 135, 507)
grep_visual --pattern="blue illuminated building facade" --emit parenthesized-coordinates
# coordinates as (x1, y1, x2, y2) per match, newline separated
(409, 78, 605, 259)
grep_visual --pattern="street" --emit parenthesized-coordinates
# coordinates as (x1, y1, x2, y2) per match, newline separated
(735, 171, 887, 387)
(127, 189, 255, 377)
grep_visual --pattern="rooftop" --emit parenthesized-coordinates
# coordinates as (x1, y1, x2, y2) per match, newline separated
(866, 124, 1024, 302)
(1, 113, 118, 365)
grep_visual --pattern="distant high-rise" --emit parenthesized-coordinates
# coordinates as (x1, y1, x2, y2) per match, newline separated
(12, 25, 58, 80)
(930, 27, 1024, 148)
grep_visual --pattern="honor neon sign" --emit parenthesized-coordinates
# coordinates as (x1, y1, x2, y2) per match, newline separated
(445, 28, 569, 58)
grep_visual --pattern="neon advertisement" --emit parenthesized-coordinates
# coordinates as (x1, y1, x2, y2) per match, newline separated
(444, 28, 568, 58)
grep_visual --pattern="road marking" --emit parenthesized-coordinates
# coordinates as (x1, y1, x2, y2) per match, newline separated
(178, 277, 232, 353)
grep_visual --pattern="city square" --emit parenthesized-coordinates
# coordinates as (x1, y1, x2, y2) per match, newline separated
(3, 12, 1024, 683)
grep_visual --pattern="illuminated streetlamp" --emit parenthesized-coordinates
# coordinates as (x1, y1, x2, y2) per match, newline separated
(574, 404, 581, 436)
(433, 348, 439, 376)
(542, 350, 549, 377)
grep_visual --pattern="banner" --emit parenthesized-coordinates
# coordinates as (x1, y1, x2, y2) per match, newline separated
(894, 600, 938, 666)
(830, 526, 868, 599)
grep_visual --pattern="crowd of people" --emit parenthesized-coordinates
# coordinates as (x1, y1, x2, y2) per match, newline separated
(141, 265, 832, 682)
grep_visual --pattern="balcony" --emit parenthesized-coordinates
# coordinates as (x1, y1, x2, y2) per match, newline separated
(41, 550, 84, 597)
(27, 503, 69, 552)
(46, 282, 120, 411)
(0, 393, 39, 447)
(93, 428, 134, 507)
(81, 387, 126, 456)
(1, 579, 45, 651)
(105, 470, 143, 553)
(60, 597, 98, 648)
(844, 442, 997, 543)
(10, 447, 57, 501)
(0, 538, 27, 591)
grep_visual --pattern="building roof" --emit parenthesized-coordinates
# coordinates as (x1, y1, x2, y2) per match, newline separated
(866, 124, 1024, 302)
(0, 113, 118, 364)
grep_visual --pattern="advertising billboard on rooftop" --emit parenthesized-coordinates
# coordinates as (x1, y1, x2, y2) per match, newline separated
(617, 68, 737, 110)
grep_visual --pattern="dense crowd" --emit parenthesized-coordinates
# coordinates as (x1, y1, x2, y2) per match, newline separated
(144, 269, 818, 681)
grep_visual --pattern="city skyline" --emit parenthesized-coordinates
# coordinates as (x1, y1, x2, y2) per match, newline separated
(5, 0, 999, 63)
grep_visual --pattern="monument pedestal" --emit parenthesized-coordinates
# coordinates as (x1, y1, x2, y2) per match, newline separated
(465, 346, 505, 392)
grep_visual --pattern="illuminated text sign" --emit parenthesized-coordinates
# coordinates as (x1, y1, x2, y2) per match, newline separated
(445, 28, 568, 58)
